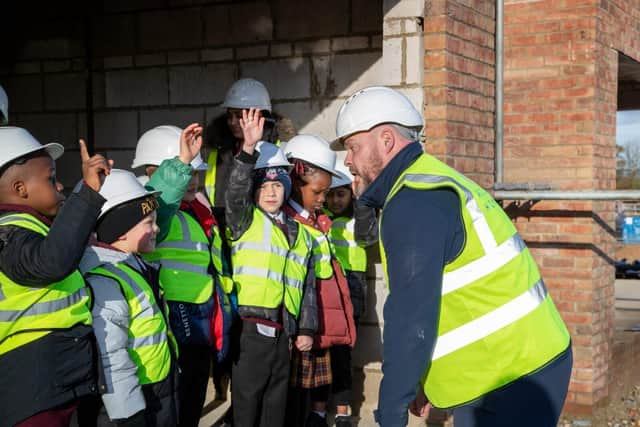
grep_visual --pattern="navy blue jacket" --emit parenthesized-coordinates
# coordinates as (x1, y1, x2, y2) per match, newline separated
(360, 143, 464, 427)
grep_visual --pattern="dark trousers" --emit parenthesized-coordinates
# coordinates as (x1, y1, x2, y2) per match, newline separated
(453, 345, 573, 427)
(309, 345, 352, 406)
(177, 344, 211, 427)
(231, 320, 290, 427)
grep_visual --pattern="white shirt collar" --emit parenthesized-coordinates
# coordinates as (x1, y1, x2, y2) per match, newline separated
(288, 199, 310, 219)
(266, 210, 285, 223)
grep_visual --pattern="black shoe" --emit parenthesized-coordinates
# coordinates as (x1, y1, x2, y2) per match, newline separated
(334, 415, 352, 427)
(305, 412, 328, 427)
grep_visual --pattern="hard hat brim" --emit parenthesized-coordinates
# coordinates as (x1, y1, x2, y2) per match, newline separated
(0, 142, 65, 170)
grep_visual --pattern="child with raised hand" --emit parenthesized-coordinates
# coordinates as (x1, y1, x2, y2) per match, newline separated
(225, 108, 317, 427)
(78, 124, 204, 427)
(283, 135, 356, 427)
(131, 123, 233, 427)
(0, 126, 111, 427)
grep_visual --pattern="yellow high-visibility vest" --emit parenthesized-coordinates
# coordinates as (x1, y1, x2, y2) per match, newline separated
(380, 154, 570, 408)
(0, 213, 92, 355)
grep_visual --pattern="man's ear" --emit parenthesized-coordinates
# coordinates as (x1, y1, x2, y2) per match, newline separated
(379, 127, 396, 154)
(12, 180, 28, 199)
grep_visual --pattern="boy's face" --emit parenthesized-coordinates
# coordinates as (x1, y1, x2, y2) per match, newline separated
(24, 156, 65, 217)
(255, 181, 285, 215)
(297, 172, 331, 213)
(183, 171, 200, 203)
(124, 211, 159, 253)
(326, 186, 352, 216)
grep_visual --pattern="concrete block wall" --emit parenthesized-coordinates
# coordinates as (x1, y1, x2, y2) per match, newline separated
(1, 0, 384, 188)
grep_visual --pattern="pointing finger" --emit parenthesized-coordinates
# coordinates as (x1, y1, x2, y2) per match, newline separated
(79, 139, 90, 162)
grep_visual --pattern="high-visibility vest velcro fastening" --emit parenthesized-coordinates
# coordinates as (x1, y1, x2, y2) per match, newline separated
(231, 209, 312, 318)
(89, 263, 173, 385)
(143, 211, 213, 304)
(380, 154, 570, 409)
(328, 216, 367, 272)
(0, 213, 92, 355)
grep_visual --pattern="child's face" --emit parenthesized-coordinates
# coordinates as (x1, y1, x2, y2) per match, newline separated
(256, 181, 285, 215)
(326, 186, 352, 216)
(297, 171, 331, 213)
(124, 211, 159, 253)
(183, 171, 200, 203)
(24, 156, 65, 217)
(227, 108, 249, 140)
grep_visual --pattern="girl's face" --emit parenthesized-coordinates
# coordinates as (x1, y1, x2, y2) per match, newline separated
(183, 171, 200, 203)
(296, 171, 331, 213)
(326, 186, 352, 216)
(255, 180, 285, 215)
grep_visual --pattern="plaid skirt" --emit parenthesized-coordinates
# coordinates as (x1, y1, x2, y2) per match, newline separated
(289, 348, 332, 389)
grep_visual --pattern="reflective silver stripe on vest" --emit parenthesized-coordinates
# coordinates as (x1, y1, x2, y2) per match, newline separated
(284, 275, 304, 290)
(232, 214, 308, 267)
(331, 239, 358, 248)
(400, 174, 497, 252)
(158, 260, 209, 276)
(442, 233, 527, 295)
(100, 265, 158, 318)
(432, 279, 547, 361)
(129, 331, 168, 349)
(233, 266, 284, 283)
(312, 234, 332, 263)
(157, 212, 208, 252)
(0, 215, 49, 234)
(332, 219, 355, 234)
(156, 240, 208, 251)
(0, 286, 87, 322)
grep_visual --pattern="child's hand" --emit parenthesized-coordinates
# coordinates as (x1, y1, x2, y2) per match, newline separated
(80, 139, 113, 192)
(295, 335, 313, 352)
(239, 108, 264, 154)
(178, 123, 204, 166)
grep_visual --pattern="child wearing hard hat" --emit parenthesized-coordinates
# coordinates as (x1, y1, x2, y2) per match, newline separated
(224, 108, 317, 427)
(283, 134, 356, 427)
(80, 169, 178, 427)
(131, 124, 233, 427)
(324, 154, 378, 325)
(0, 127, 111, 426)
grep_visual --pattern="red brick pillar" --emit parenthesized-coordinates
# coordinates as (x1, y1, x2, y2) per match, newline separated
(423, 0, 496, 187)
(503, 0, 616, 415)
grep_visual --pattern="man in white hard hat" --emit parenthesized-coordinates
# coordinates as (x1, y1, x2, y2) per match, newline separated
(334, 86, 572, 427)
(0, 127, 111, 426)
(0, 85, 8, 125)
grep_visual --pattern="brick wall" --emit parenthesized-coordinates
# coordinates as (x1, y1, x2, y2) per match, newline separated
(423, 0, 496, 189)
(1, 0, 383, 188)
(503, 0, 640, 415)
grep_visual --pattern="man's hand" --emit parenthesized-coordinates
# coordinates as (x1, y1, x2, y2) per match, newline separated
(238, 108, 264, 155)
(80, 139, 113, 192)
(178, 123, 204, 166)
(409, 389, 431, 418)
(295, 335, 313, 352)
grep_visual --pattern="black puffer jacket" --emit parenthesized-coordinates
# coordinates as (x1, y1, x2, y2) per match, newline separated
(0, 183, 105, 426)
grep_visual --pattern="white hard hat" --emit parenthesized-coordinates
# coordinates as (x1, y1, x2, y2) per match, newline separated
(136, 175, 150, 186)
(0, 126, 64, 170)
(131, 125, 208, 171)
(330, 152, 353, 189)
(99, 169, 161, 219)
(255, 141, 291, 170)
(0, 85, 8, 124)
(284, 134, 339, 176)
(223, 78, 271, 112)
(332, 86, 423, 148)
